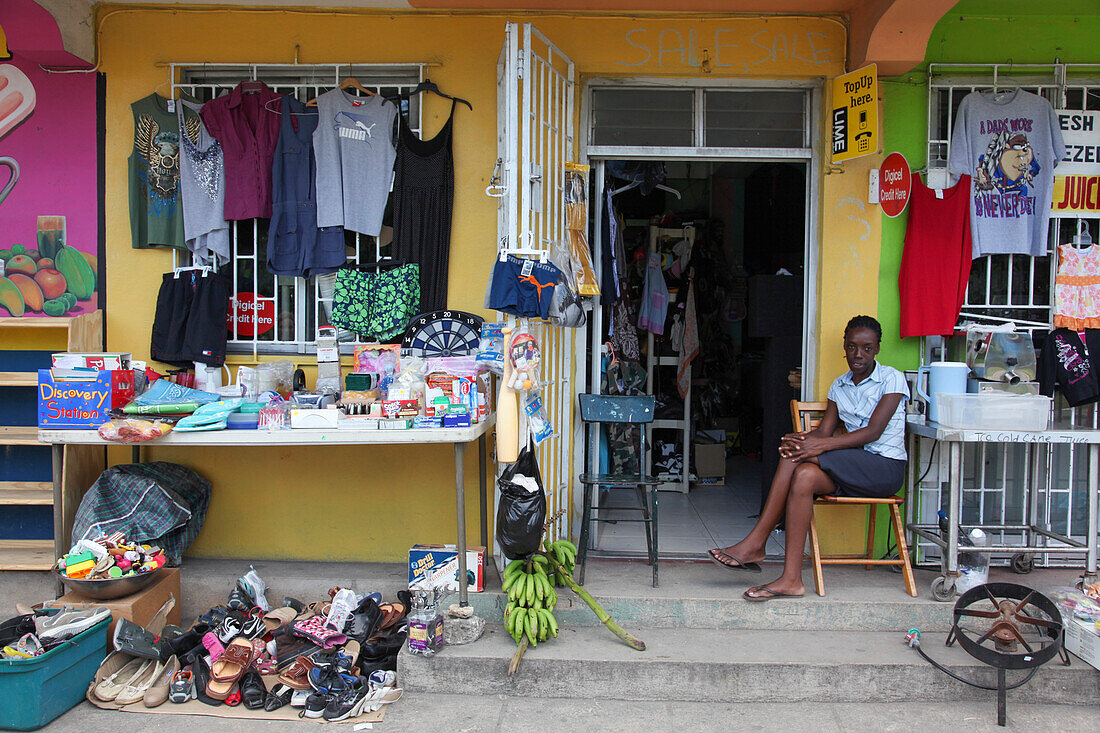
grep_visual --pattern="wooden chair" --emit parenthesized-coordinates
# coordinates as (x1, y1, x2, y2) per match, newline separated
(790, 400, 917, 597)
(577, 394, 659, 587)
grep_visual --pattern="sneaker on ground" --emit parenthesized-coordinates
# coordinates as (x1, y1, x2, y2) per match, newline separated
(36, 606, 110, 641)
(237, 566, 271, 612)
(322, 676, 370, 722)
(301, 691, 330, 719)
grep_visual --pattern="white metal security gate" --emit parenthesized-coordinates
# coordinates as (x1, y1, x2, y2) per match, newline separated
(493, 22, 580, 549)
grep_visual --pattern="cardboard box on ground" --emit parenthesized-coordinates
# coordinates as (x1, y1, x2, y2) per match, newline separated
(409, 545, 485, 592)
(1063, 615, 1100, 671)
(41, 567, 181, 642)
(695, 430, 727, 479)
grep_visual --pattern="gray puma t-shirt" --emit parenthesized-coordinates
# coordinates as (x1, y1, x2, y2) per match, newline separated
(314, 89, 397, 237)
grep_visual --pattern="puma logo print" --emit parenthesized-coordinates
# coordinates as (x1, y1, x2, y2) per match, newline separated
(334, 111, 376, 143)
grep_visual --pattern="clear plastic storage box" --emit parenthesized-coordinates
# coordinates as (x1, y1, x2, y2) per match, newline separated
(935, 393, 1051, 431)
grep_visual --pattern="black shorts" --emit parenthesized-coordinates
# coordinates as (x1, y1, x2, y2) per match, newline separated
(151, 271, 229, 367)
(817, 448, 905, 498)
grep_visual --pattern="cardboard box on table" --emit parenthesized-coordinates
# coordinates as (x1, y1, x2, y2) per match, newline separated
(37, 368, 135, 428)
(42, 567, 181, 643)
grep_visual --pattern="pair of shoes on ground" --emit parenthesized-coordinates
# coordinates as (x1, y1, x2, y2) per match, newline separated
(93, 653, 180, 707)
(31, 606, 111, 644)
(299, 674, 403, 721)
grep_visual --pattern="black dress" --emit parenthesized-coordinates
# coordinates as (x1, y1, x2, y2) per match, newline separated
(392, 100, 456, 313)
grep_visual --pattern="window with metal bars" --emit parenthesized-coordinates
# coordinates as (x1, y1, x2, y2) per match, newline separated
(927, 64, 1100, 337)
(171, 64, 423, 354)
(913, 65, 1100, 568)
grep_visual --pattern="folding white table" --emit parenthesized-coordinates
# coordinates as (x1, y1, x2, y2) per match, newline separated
(39, 415, 494, 606)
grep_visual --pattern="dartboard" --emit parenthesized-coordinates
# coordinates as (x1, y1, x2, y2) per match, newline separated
(401, 310, 484, 357)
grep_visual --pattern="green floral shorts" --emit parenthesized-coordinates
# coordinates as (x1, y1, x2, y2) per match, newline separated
(331, 264, 421, 340)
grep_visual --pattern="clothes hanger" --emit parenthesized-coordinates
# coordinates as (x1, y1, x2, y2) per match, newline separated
(393, 78, 473, 111)
(339, 77, 376, 97)
(609, 179, 682, 200)
(173, 265, 211, 279)
(264, 96, 319, 115)
(1073, 219, 1094, 249)
(346, 259, 407, 273)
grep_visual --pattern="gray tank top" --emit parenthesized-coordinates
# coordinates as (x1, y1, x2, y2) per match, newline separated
(178, 98, 230, 265)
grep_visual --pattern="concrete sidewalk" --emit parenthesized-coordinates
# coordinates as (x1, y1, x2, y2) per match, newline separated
(40, 694, 1100, 732)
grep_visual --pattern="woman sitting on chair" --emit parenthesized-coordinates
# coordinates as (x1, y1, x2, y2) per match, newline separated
(708, 315, 909, 601)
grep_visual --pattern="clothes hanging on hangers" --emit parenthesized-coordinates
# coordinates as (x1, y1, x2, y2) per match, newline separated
(313, 88, 398, 237)
(177, 99, 230, 266)
(1054, 224, 1100, 330)
(267, 95, 346, 279)
(151, 268, 229, 367)
(1038, 328, 1100, 407)
(391, 100, 457, 312)
(637, 251, 669, 335)
(898, 175, 972, 338)
(393, 79, 472, 111)
(129, 92, 200, 250)
(200, 81, 281, 220)
(948, 88, 1066, 258)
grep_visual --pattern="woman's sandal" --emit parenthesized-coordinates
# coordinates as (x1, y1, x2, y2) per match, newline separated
(707, 548, 762, 573)
(742, 584, 804, 602)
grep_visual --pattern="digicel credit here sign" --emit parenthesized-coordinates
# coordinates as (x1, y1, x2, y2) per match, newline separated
(832, 63, 878, 164)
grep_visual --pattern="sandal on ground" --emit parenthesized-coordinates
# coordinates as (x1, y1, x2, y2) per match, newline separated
(376, 603, 407, 631)
(707, 548, 762, 573)
(742, 585, 804, 602)
(206, 638, 255, 701)
(262, 606, 297, 634)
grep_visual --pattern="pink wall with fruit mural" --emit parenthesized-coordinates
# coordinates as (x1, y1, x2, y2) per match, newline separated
(0, 0, 99, 318)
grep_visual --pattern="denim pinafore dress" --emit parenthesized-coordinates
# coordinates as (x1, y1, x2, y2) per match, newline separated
(267, 96, 346, 278)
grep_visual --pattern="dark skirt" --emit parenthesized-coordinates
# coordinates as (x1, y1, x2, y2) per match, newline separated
(817, 448, 905, 498)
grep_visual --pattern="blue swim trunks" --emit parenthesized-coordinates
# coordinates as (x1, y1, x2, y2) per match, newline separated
(487, 255, 562, 319)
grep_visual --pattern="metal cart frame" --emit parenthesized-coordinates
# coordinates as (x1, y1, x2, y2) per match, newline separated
(906, 418, 1099, 601)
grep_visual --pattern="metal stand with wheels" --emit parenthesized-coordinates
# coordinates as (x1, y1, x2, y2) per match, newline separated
(906, 420, 1100, 601)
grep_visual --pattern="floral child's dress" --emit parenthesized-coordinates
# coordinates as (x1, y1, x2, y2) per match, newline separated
(1054, 244, 1100, 329)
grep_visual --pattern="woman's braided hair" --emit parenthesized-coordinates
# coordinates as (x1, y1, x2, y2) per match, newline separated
(844, 315, 882, 343)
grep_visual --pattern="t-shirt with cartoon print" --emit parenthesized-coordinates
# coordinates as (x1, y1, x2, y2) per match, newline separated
(948, 89, 1065, 258)
(313, 89, 398, 237)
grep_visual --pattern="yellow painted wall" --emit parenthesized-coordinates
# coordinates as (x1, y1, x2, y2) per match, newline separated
(89, 7, 872, 561)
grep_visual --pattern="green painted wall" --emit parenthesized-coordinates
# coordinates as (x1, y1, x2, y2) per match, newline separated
(872, 0, 1100, 556)
(875, 0, 1100, 373)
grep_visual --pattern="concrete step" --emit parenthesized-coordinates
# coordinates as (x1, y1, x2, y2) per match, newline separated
(399, 625, 1099, 704)
(3, 559, 1084, 637)
(476, 559, 960, 632)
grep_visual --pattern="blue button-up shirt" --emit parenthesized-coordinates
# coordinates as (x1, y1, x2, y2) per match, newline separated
(827, 362, 909, 461)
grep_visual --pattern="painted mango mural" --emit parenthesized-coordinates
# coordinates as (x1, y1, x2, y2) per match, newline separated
(0, 0, 100, 318)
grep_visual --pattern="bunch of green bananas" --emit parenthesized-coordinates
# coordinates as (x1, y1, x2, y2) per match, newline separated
(545, 539, 577, 587)
(502, 556, 559, 646)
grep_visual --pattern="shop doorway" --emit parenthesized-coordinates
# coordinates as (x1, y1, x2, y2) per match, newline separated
(584, 156, 811, 558)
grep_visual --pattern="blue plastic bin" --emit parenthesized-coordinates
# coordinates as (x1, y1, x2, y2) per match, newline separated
(0, 615, 110, 730)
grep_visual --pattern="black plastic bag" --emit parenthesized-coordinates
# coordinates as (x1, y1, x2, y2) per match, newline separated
(496, 443, 547, 559)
